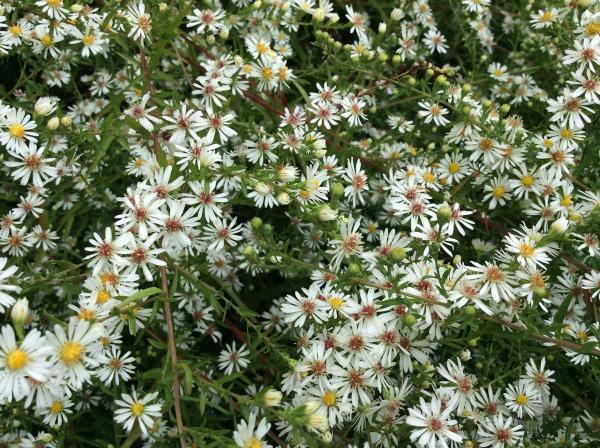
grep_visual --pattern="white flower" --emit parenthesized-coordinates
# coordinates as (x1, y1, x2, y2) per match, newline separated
(47, 320, 102, 389)
(406, 397, 463, 448)
(478, 414, 524, 448)
(0, 325, 52, 402)
(218, 341, 250, 375)
(233, 411, 271, 448)
(503, 380, 542, 419)
(114, 390, 162, 435)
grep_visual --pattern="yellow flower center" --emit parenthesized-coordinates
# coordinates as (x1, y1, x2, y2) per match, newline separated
(97, 290, 110, 304)
(244, 437, 262, 448)
(60, 341, 83, 365)
(424, 171, 435, 183)
(78, 308, 96, 321)
(560, 195, 572, 207)
(41, 34, 53, 47)
(541, 11, 553, 22)
(47, 0, 61, 7)
(323, 390, 337, 407)
(561, 128, 572, 139)
(7, 349, 29, 370)
(577, 331, 588, 342)
(448, 161, 460, 174)
(516, 394, 528, 405)
(519, 242, 535, 257)
(521, 175, 534, 188)
(9, 25, 22, 36)
(261, 67, 273, 81)
(586, 22, 600, 36)
(9, 123, 25, 139)
(493, 185, 505, 198)
(50, 401, 64, 415)
(83, 34, 94, 45)
(132, 402, 145, 416)
(328, 296, 343, 310)
(256, 41, 269, 55)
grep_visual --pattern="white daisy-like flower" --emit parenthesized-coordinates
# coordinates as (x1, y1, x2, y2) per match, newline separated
(0, 325, 53, 402)
(114, 390, 162, 435)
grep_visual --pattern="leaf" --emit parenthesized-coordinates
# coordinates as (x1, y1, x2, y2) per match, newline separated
(120, 287, 162, 307)
(181, 363, 194, 396)
(553, 295, 573, 325)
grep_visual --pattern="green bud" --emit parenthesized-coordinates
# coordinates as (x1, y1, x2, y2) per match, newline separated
(437, 204, 452, 223)
(462, 83, 472, 93)
(533, 286, 548, 300)
(475, 361, 483, 369)
(435, 75, 447, 85)
(392, 54, 402, 67)
(243, 246, 257, 258)
(391, 247, 406, 261)
(378, 52, 388, 63)
(347, 263, 361, 274)
(464, 305, 477, 316)
(403, 313, 417, 326)
(425, 68, 435, 80)
(407, 76, 416, 86)
(500, 103, 511, 114)
(468, 337, 478, 347)
(331, 182, 344, 198)
(315, 30, 324, 39)
(250, 217, 263, 230)
(334, 41, 342, 51)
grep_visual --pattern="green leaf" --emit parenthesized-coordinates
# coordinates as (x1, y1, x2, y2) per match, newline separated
(119, 287, 163, 307)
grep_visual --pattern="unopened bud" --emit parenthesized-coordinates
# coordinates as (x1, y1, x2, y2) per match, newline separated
(331, 183, 344, 198)
(47, 117, 60, 131)
(312, 7, 325, 22)
(391, 247, 406, 261)
(61, 115, 72, 127)
(251, 217, 263, 230)
(403, 313, 416, 326)
(318, 205, 337, 221)
(35, 97, 57, 116)
(277, 192, 291, 205)
(391, 8, 404, 20)
(263, 389, 282, 407)
(378, 23, 386, 34)
(11, 298, 29, 326)
(549, 218, 568, 235)
(206, 35, 216, 45)
(219, 28, 229, 40)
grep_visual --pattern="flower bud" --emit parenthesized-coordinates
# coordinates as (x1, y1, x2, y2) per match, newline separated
(459, 349, 471, 361)
(500, 103, 511, 114)
(314, 149, 327, 158)
(159, 3, 167, 12)
(277, 192, 291, 205)
(347, 263, 361, 274)
(391, 247, 406, 261)
(312, 7, 325, 22)
(263, 389, 283, 407)
(61, 115, 72, 127)
(243, 246, 257, 258)
(318, 205, 337, 221)
(35, 97, 57, 116)
(392, 55, 402, 67)
(378, 23, 386, 34)
(47, 117, 60, 130)
(549, 217, 568, 235)
(378, 52, 388, 63)
(437, 204, 452, 223)
(252, 0, 262, 8)
(11, 298, 29, 326)
(71, 3, 84, 12)
(307, 412, 328, 431)
(464, 305, 477, 316)
(403, 313, 416, 326)
(219, 28, 229, 40)
(331, 182, 344, 198)
(206, 35, 216, 45)
(391, 8, 404, 20)
(251, 217, 263, 230)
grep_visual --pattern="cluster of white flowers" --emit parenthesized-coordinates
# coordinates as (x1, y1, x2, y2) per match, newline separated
(0, 0, 599, 447)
